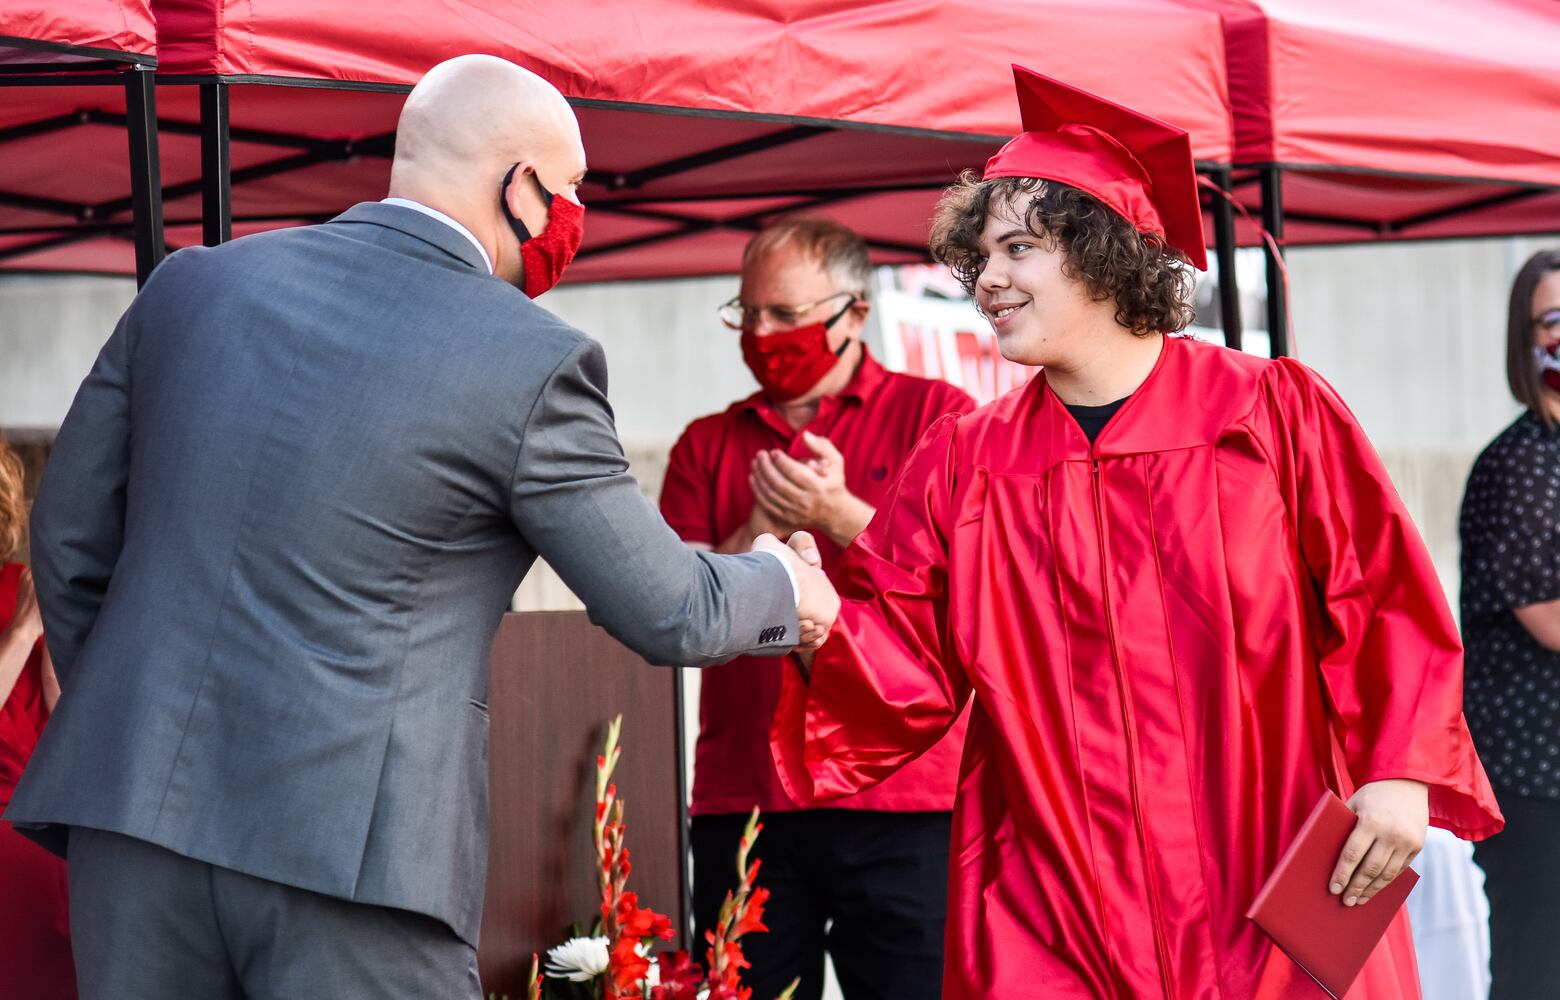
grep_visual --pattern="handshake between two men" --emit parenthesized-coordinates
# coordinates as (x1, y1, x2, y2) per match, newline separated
(751, 530, 838, 655)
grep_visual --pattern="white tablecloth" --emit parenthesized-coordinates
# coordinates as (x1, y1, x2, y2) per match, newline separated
(1406, 826, 1491, 1000)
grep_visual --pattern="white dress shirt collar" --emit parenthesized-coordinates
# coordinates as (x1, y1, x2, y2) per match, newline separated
(379, 198, 493, 275)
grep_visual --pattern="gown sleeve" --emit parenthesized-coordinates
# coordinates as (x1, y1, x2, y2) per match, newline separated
(1265, 358, 1503, 839)
(770, 413, 971, 805)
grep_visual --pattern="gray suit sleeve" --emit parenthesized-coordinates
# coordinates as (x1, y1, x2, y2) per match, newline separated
(509, 338, 799, 666)
(30, 309, 134, 685)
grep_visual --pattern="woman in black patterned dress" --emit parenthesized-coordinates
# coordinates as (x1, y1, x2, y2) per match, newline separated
(1458, 247, 1560, 1000)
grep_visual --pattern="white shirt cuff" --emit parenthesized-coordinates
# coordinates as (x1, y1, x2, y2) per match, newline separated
(758, 549, 801, 607)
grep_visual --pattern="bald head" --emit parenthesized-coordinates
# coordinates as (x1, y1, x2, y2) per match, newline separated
(388, 55, 587, 283)
(393, 55, 581, 191)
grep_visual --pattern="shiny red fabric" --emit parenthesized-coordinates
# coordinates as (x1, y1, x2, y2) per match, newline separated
(662, 351, 975, 816)
(772, 336, 1501, 999)
(0, 562, 75, 1000)
(0, 564, 47, 804)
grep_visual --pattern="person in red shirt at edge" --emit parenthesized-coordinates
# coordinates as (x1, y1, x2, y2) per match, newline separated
(659, 216, 976, 1000)
(0, 437, 74, 1000)
(770, 66, 1503, 1000)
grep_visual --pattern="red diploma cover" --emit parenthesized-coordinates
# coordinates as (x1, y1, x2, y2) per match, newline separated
(1246, 792, 1421, 998)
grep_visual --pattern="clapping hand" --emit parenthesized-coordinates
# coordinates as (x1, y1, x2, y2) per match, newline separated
(750, 432, 873, 548)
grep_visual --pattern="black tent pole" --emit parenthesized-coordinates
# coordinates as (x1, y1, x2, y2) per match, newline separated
(1260, 166, 1288, 358)
(125, 65, 165, 286)
(201, 81, 232, 246)
(1210, 166, 1243, 352)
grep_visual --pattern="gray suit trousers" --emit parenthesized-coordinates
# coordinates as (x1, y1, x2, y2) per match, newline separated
(67, 827, 482, 1000)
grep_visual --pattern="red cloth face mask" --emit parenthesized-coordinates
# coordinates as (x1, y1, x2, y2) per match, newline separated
(501, 165, 585, 298)
(739, 300, 855, 402)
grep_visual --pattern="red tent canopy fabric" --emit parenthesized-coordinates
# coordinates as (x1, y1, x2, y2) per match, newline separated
(150, 0, 1235, 153)
(0, 1, 157, 273)
(1201, 0, 1560, 186)
(1184, 0, 1560, 244)
(2, 1, 1557, 278)
(0, 1, 156, 66)
(0, 1, 1236, 278)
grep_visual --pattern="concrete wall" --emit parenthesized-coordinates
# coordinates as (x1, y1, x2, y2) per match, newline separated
(1287, 237, 1556, 608)
(0, 275, 136, 431)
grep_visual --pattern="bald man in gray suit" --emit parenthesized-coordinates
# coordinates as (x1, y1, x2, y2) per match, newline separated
(5, 56, 837, 1000)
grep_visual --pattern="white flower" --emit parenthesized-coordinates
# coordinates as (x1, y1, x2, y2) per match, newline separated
(544, 936, 610, 982)
(627, 941, 661, 988)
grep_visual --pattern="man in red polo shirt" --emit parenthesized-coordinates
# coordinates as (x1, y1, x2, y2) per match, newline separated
(660, 218, 975, 1000)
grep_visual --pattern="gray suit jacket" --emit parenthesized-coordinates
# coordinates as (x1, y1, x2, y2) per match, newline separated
(5, 202, 798, 945)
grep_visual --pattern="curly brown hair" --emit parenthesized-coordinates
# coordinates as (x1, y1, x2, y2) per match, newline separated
(0, 437, 26, 560)
(929, 172, 1195, 336)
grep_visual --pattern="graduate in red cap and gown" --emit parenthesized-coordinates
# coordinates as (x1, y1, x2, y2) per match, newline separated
(771, 66, 1502, 999)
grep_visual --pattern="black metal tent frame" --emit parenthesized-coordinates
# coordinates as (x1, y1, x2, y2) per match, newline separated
(0, 35, 164, 286)
(7, 69, 1560, 358)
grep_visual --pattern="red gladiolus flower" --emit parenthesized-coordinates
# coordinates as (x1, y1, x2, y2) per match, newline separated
(711, 940, 750, 988)
(648, 950, 704, 1000)
(730, 886, 769, 940)
(615, 892, 675, 941)
(609, 936, 651, 994)
(657, 950, 702, 983)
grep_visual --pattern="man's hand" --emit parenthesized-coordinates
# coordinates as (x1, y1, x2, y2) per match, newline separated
(1330, 779, 1429, 906)
(750, 432, 873, 548)
(785, 530, 834, 652)
(752, 530, 839, 649)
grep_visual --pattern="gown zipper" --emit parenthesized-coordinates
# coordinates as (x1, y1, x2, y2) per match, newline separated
(1092, 456, 1177, 999)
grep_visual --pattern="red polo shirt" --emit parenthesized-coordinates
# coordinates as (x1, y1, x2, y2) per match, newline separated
(661, 349, 975, 815)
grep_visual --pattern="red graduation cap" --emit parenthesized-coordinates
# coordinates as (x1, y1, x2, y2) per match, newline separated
(984, 65, 1208, 271)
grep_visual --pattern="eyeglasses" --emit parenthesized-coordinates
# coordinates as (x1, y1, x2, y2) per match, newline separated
(1534, 309, 1560, 336)
(718, 291, 856, 331)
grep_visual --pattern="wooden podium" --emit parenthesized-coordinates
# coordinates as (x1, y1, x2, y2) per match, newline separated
(477, 611, 689, 995)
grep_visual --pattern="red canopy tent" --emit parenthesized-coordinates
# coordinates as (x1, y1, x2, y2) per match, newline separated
(0, 1, 1237, 288)
(1175, 0, 1560, 350)
(1, 1, 155, 68)
(0, 1, 164, 282)
(1191, 0, 1560, 242)
(4, 1, 1560, 346)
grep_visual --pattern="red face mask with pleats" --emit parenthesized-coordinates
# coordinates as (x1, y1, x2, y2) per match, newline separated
(738, 297, 857, 402)
(741, 321, 854, 402)
(501, 165, 585, 298)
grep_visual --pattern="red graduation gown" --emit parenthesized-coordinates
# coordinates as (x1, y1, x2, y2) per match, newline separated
(772, 336, 1501, 1000)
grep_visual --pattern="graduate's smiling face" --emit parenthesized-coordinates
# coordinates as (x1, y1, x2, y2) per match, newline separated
(973, 195, 1104, 367)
